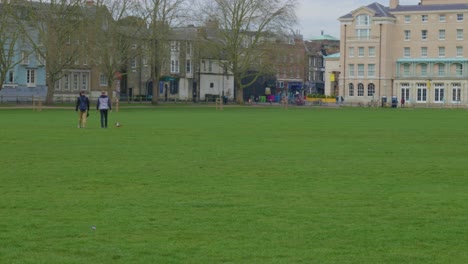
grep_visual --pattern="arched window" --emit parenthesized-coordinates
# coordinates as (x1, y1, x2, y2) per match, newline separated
(358, 83, 364, 96)
(368, 83, 375, 96)
(349, 83, 354, 96)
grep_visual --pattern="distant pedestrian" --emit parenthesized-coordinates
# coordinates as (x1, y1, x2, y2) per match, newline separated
(75, 90, 89, 128)
(96, 91, 112, 128)
(401, 97, 405, 107)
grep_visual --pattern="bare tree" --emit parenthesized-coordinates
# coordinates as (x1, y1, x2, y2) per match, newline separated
(137, 0, 190, 104)
(0, 1, 23, 92)
(199, 0, 298, 103)
(17, 0, 88, 104)
(88, 0, 146, 101)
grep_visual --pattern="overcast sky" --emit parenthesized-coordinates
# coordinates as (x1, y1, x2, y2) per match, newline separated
(297, 0, 418, 39)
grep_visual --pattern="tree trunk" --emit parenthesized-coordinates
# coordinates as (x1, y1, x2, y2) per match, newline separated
(45, 77, 55, 105)
(235, 86, 243, 104)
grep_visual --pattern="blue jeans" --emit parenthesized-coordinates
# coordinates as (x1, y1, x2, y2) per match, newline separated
(100, 109, 109, 128)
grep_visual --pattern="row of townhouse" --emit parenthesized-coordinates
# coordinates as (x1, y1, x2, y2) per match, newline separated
(338, 0, 468, 107)
(1, 0, 341, 104)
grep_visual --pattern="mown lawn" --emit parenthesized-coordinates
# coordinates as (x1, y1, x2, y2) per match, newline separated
(1, 106, 467, 263)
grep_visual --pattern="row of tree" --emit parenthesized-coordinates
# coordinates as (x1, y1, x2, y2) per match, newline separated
(0, 0, 298, 104)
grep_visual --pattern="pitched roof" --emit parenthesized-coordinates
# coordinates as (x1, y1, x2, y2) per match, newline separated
(340, 2, 394, 19)
(391, 3, 468, 12)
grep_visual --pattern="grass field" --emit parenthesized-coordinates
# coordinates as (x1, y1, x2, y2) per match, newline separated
(1, 106, 468, 263)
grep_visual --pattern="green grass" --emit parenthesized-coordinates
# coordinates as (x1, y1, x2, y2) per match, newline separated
(1, 107, 468, 263)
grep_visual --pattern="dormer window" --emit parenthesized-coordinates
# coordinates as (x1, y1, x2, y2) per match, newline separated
(356, 14, 371, 26)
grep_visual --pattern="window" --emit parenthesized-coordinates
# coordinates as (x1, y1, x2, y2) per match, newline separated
(169, 80, 178, 94)
(81, 73, 89, 90)
(358, 47, 364, 57)
(357, 64, 364, 77)
(208, 61, 213, 72)
(422, 15, 428, 22)
(438, 29, 445, 40)
(437, 63, 445, 76)
(186, 59, 191, 73)
(421, 30, 428, 40)
(368, 83, 375, 96)
(21, 51, 29, 64)
(349, 83, 354, 96)
(404, 30, 411, 40)
(356, 29, 371, 39)
(438, 47, 445, 57)
(186, 42, 192, 56)
(404, 15, 411, 23)
(403, 64, 410, 77)
(368, 47, 376, 57)
(171, 59, 179, 73)
(210, 82, 214, 88)
(63, 73, 70, 90)
(439, 15, 446, 22)
(357, 83, 364, 96)
(457, 14, 464, 21)
(6, 70, 14, 84)
(457, 29, 463, 40)
(72, 73, 79, 90)
(452, 83, 461, 102)
(357, 14, 370, 25)
(421, 47, 428, 57)
(131, 57, 137, 69)
(349, 47, 354, 57)
(37, 54, 45, 66)
(456, 46, 463, 57)
(401, 83, 410, 102)
(417, 83, 427, 102)
(368, 64, 375, 77)
(349, 64, 355, 77)
(455, 64, 463, 77)
(170, 41, 179, 52)
(27, 70, 35, 86)
(99, 73, 107, 86)
(404, 47, 411, 57)
(434, 83, 444, 102)
(421, 64, 428, 77)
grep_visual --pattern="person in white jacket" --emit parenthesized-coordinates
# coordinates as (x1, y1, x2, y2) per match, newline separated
(96, 91, 112, 128)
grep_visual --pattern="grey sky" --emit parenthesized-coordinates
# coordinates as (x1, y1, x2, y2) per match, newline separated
(297, 0, 418, 40)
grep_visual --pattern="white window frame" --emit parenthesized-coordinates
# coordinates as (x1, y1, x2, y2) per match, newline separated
(404, 47, 411, 58)
(452, 83, 461, 103)
(349, 47, 354, 57)
(422, 15, 428, 22)
(357, 83, 364, 97)
(417, 83, 427, 102)
(404, 15, 411, 23)
(456, 29, 463, 40)
(348, 64, 355, 77)
(421, 47, 428, 57)
(358, 47, 364, 57)
(457, 14, 464, 21)
(357, 64, 364, 77)
(99, 73, 107, 87)
(368, 64, 375, 77)
(367, 83, 375, 97)
(348, 83, 354, 96)
(368, 47, 376, 57)
(438, 47, 445, 57)
(438, 29, 445, 40)
(404, 30, 411, 41)
(439, 15, 446, 22)
(434, 83, 444, 103)
(456, 46, 463, 57)
(401, 83, 410, 102)
(421, 30, 428, 41)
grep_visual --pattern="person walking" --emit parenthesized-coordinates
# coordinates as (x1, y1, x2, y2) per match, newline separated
(96, 91, 112, 128)
(75, 90, 90, 128)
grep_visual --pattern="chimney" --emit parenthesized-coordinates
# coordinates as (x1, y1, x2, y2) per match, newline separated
(86, 0, 94, 6)
(389, 0, 399, 9)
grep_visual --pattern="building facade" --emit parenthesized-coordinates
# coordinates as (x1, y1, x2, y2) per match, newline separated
(339, 0, 468, 107)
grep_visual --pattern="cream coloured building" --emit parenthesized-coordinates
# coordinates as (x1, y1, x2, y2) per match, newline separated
(339, 0, 468, 107)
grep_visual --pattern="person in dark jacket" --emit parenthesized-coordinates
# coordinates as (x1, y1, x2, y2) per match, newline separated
(75, 90, 90, 128)
(96, 91, 112, 128)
